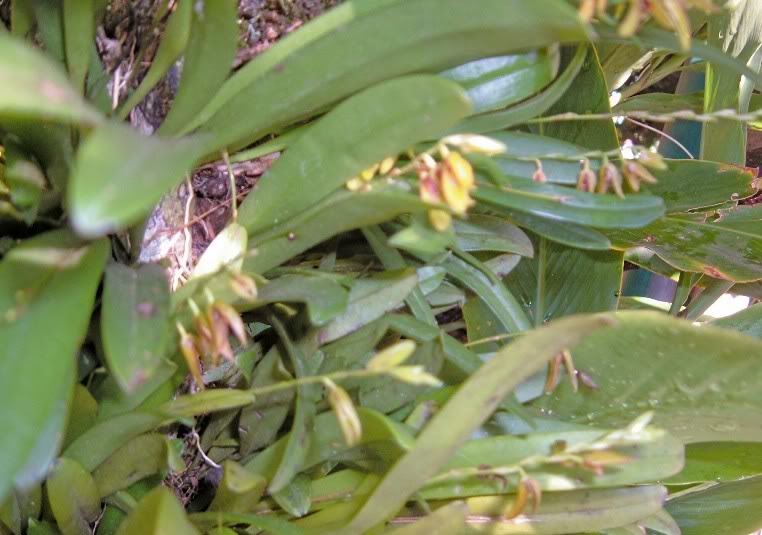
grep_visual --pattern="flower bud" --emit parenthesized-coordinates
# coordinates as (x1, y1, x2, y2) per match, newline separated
(597, 159, 625, 198)
(324, 378, 362, 447)
(367, 340, 417, 371)
(177, 323, 204, 390)
(576, 159, 597, 192)
(442, 134, 507, 155)
(428, 209, 452, 232)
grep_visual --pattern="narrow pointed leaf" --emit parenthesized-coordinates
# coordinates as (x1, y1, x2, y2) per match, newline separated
(47, 458, 100, 535)
(115, 487, 199, 535)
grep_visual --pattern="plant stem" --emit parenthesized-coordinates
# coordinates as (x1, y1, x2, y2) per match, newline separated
(680, 278, 734, 320)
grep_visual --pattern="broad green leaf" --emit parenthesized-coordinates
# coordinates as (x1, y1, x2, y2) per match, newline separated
(608, 206, 762, 282)
(272, 474, 312, 518)
(209, 461, 266, 513)
(463, 485, 666, 534)
(26, 520, 59, 535)
(0, 32, 100, 123)
(62, 0, 94, 93)
(613, 92, 704, 115)
(507, 210, 612, 250)
(474, 181, 665, 230)
(2, 135, 46, 224)
(0, 486, 41, 535)
(67, 122, 209, 237)
(198, 0, 588, 153)
(115, 486, 199, 535)
(65, 412, 166, 472)
(441, 49, 557, 114)
(709, 302, 762, 339)
(534, 311, 762, 442)
(666, 476, 762, 535)
(455, 44, 588, 134)
(161, 390, 256, 419)
(252, 274, 349, 326)
(541, 46, 619, 151)
(0, 231, 108, 500)
(92, 434, 169, 498)
(95, 361, 178, 420)
(491, 133, 757, 213)
(237, 75, 470, 235)
(667, 442, 762, 484)
(386, 502, 468, 534)
(157, 0, 238, 135)
(268, 318, 320, 494)
(421, 426, 682, 499)
(316, 269, 418, 344)
(117, 0, 192, 119)
(505, 236, 624, 325)
(101, 263, 171, 393)
(47, 458, 100, 535)
(453, 215, 533, 256)
(244, 185, 430, 275)
(63, 385, 99, 448)
(336, 314, 613, 534)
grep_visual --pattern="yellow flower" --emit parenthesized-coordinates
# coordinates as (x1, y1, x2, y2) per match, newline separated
(428, 209, 452, 231)
(439, 152, 475, 215)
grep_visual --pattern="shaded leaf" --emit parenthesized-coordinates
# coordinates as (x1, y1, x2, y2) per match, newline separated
(608, 206, 762, 282)
(115, 486, 199, 535)
(667, 442, 762, 485)
(67, 122, 208, 237)
(0, 231, 108, 500)
(441, 49, 557, 114)
(102, 263, 171, 393)
(249, 274, 349, 326)
(317, 269, 418, 344)
(92, 434, 169, 498)
(534, 311, 762, 442)
(666, 476, 762, 535)
(453, 215, 533, 256)
(198, 0, 588, 152)
(272, 474, 312, 518)
(0, 32, 100, 124)
(209, 461, 266, 513)
(62, 0, 94, 93)
(47, 458, 100, 535)
(157, 0, 238, 135)
(237, 75, 470, 235)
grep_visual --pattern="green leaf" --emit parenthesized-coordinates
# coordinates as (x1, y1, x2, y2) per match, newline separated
(67, 122, 208, 237)
(474, 181, 665, 230)
(317, 269, 419, 344)
(0, 32, 100, 123)
(243, 185, 430, 275)
(197, 0, 588, 152)
(454, 44, 589, 134)
(253, 275, 349, 326)
(453, 215, 533, 256)
(505, 236, 623, 325)
(2, 135, 46, 223)
(272, 474, 312, 518)
(666, 442, 762, 485)
(208, 461, 267, 513)
(533, 311, 762, 442)
(336, 314, 613, 534)
(102, 263, 171, 393)
(666, 476, 762, 535)
(190, 222, 247, 280)
(608, 206, 762, 282)
(62, 0, 94, 93)
(507, 209, 612, 250)
(189, 512, 303, 535)
(363, 226, 437, 326)
(245, 409, 414, 483)
(117, 0, 192, 119)
(160, 390, 256, 419)
(115, 486, 199, 535)
(386, 502, 468, 535)
(157, 0, 238, 135)
(441, 48, 557, 114)
(0, 231, 108, 500)
(268, 318, 320, 494)
(613, 91, 704, 115)
(542, 46, 619, 151)
(709, 302, 762, 339)
(463, 485, 667, 534)
(438, 254, 532, 333)
(92, 434, 169, 498)
(47, 458, 100, 535)
(421, 426, 682, 499)
(237, 75, 470, 235)
(63, 385, 99, 448)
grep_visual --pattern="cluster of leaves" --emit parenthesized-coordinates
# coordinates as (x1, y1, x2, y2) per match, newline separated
(2, 0, 762, 534)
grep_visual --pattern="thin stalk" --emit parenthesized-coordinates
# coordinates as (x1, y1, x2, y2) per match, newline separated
(680, 279, 734, 320)
(669, 271, 695, 315)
